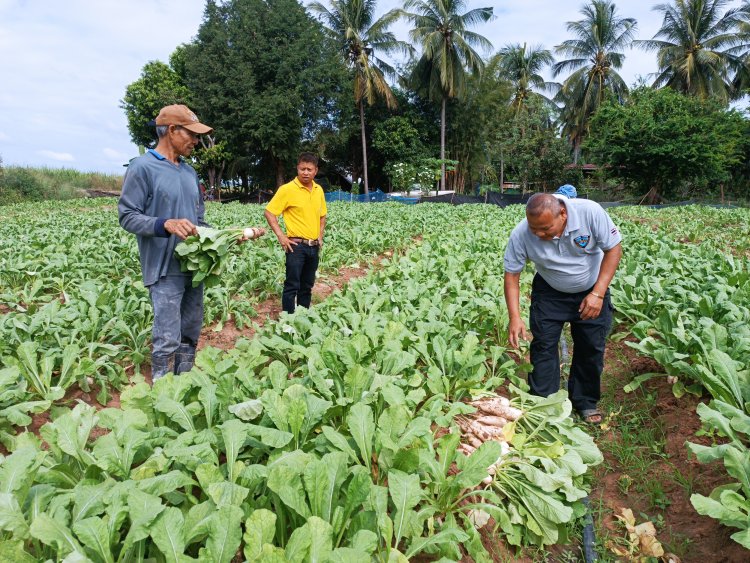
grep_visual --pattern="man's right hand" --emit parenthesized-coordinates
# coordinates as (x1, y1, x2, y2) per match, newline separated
(507, 317, 528, 349)
(164, 219, 198, 240)
(278, 234, 298, 253)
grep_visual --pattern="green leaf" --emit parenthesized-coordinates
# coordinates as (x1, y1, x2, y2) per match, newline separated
(228, 399, 263, 421)
(303, 452, 348, 522)
(267, 464, 310, 519)
(307, 516, 334, 562)
(30, 513, 83, 558)
(350, 529, 378, 554)
(405, 527, 470, 559)
(184, 501, 215, 546)
(121, 488, 165, 554)
(92, 430, 147, 478)
(348, 403, 374, 468)
(207, 482, 250, 508)
(150, 507, 186, 563)
(691, 492, 746, 526)
(0, 447, 41, 494)
(0, 493, 29, 539)
(0, 540, 36, 562)
(72, 516, 113, 563)
(326, 547, 371, 562)
(243, 509, 277, 562)
(723, 446, 750, 495)
(198, 383, 219, 428)
(388, 469, 423, 546)
(220, 419, 248, 483)
(456, 441, 502, 489)
(246, 423, 294, 448)
(195, 463, 224, 490)
(282, 515, 332, 563)
(321, 426, 358, 462)
(205, 505, 243, 563)
(154, 396, 197, 432)
(730, 528, 750, 549)
(72, 479, 115, 523)
(285, 523, 311, 563)
(135, 470, 196, 496)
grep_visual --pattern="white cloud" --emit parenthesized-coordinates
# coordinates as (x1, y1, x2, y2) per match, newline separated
(103, 147, 128, 160)
(0, 131, 9, 142)
(38, 150, 75, 162)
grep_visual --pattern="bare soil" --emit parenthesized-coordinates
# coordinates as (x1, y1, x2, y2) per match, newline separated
(590, 337, 748, 563)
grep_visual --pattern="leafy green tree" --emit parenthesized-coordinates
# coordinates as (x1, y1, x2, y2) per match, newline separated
(401, 0, 494, 191)
(310, 0, 410, 197)
(193, 138, 231, 200)
(553, 0, 637, 161)
(121, 60, 192, 148)
(181, 0, 346, 188)
(372, 116, 428, 168)
(730, 1, 750, 95)
(586, 86, 746, 202)
(496, 43, 558, 114)
(493, 98, 570, 192)
(634, 0, 745, 103)
(320, 87, 439, 192)
(442, 54, 512, 193)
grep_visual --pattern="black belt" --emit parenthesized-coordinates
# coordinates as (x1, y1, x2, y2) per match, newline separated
(290, 237, 319, 246)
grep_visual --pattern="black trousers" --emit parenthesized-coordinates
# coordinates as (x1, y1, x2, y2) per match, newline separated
(529, 274, 613, 413)
(282, 244, 319, 314)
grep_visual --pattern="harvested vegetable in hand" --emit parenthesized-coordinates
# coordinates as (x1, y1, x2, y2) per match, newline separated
(174, 226, 262, 288)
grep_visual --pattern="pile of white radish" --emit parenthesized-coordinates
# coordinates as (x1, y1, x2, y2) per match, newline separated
(454, 394, 523, 485)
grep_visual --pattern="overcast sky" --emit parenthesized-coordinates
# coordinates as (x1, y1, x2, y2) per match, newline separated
(0, 0, 743, 175)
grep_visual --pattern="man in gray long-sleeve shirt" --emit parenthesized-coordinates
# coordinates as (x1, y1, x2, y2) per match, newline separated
(118, 104, 213, 381)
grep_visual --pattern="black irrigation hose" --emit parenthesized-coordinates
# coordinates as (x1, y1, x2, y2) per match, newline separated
(582, 496, 598, 562)
(558, 333, 598, 561)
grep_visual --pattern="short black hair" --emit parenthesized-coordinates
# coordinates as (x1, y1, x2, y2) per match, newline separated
(298, 152, 319, 166)
(526, 193, 563, 217)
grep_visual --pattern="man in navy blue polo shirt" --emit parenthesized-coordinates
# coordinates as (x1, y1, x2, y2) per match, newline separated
(503, 193, 622, 424)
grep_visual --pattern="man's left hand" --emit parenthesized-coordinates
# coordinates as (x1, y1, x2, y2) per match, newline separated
(317, 237, 324, 249)
(579, 293, 604, 320)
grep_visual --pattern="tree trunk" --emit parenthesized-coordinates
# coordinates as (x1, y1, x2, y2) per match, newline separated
(274, 157, 285, 189)
(215, 162, 225, 202)
(439, 95, 446, 195)
(359, 101, 370, 198)
(641, 186, 661, 205)
(500, 147, 504, 193)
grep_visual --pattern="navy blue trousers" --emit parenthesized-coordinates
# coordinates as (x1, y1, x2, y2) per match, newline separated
(529, 274, 613, 413)
(282, 244, 319, 314)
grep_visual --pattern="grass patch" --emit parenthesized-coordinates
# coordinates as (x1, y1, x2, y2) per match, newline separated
(0, 165, 122, 205)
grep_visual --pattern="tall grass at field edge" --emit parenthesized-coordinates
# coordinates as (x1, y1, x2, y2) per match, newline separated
(0, 165, 123, 205)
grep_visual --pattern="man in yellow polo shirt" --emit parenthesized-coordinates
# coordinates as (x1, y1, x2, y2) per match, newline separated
(264, 152, 328, 314)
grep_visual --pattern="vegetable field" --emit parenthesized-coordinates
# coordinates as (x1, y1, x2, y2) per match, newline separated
(0, 200, 748, 562)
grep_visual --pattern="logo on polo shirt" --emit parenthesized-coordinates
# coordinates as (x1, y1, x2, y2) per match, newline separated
(573, 235, 590, 248)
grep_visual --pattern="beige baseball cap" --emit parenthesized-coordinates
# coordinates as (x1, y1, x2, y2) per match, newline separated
(155, 104, 213, 134)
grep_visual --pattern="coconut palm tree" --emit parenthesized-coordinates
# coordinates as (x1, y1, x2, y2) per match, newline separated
(553, 0, 637, 161)
(400, 0, 494, 191)
(496, 43, 558, 114)
(310, 0, 411, 196)
(729, 2, 750, 96)
(635, 0, 745, 104)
